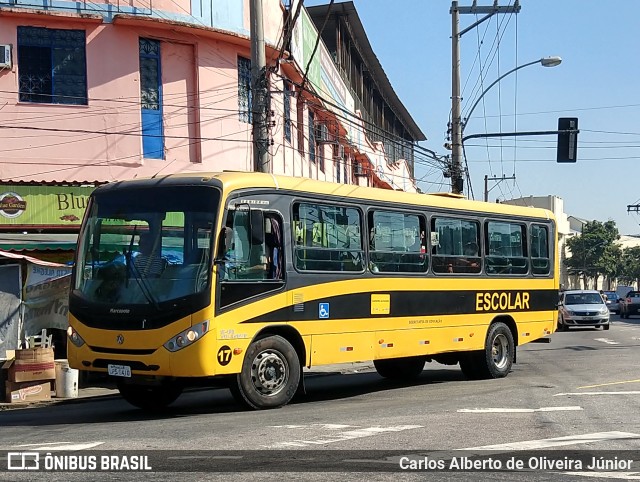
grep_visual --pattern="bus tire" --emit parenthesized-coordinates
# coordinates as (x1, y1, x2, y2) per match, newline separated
(232, 335, 300, 410)
(374, 356, 425, 380)
(476, 322, 514, 379)
(117, 381, 183, 411)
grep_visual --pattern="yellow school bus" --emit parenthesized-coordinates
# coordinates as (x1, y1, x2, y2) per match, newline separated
(67, 172, 558, 410)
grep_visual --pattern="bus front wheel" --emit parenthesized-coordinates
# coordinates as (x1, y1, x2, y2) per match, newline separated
(460, 322, 514, 380)
(374, 356, 425, 379)
(117, 381, 183, 411)
(231, 335, 301, 409)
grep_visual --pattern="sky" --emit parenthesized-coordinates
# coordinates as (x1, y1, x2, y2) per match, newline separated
(306, 0, 640, 236)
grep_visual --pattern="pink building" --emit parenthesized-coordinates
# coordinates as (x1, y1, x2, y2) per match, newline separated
(0, 0, 425, 253)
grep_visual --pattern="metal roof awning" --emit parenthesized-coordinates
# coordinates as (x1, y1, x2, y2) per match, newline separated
(0, 233, 78, 252)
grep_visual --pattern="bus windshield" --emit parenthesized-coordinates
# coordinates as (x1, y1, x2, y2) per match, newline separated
(73, 185, 219, 308)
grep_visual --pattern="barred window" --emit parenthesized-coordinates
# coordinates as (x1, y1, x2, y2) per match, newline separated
(139, 38, 160, 110)
(308, 110, 316, 163)
(18, 26, 87, 105)
(284, 79, 292, 142)
(238, 56, 252, 123)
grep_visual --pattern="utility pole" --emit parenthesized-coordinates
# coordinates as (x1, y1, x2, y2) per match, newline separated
(250, 0, 271, 173)
(450, 1, 521, 194)
(450, 1, 462, 194)
(484, 174, 516, 202)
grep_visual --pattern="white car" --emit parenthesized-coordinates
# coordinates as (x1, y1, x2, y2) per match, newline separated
(557, 289, 610, 331)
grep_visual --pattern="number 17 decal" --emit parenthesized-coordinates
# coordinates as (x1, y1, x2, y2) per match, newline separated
(217, 345, 232, 365)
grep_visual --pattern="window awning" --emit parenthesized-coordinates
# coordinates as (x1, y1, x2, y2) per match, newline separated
(0, 233, 78, 252)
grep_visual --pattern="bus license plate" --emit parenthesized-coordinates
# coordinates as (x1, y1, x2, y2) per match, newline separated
(108, 364, 131, 378)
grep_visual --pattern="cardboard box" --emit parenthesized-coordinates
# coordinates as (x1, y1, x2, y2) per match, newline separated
(15, 347, 54, 363)
(5, 381, 52, 403)
(3, 348, 56, 383)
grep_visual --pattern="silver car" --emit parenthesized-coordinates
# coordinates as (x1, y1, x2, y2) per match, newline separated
(603, 291, 620, 314)
(557, 289, 610, 331)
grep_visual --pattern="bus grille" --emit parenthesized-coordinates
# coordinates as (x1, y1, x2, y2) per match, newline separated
(88, 346, 156, 355)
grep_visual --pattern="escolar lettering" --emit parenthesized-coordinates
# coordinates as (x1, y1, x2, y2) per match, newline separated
(475, 291, 530, 312)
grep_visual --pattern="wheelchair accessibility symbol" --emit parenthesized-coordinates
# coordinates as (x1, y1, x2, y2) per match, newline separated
(318, 302, 330, 319)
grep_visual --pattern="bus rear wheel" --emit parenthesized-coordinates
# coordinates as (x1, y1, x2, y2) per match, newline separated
(460, 322, 514, 380)
(374, 356, 425, 380)
(116, 381, 183, 411)
(231, 335, 300, 410)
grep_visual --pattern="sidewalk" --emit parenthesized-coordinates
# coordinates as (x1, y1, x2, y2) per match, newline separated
(0, 362, 375, 411)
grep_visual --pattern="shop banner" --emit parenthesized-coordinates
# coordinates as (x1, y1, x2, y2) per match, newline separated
(22, 263, 73, 336)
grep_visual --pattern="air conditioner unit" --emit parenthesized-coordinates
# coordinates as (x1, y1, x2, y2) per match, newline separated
(314, 122, 329, 143)
(0, 45, 11, 69)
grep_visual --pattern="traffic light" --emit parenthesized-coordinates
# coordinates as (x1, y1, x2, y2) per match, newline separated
(557, 117, 578, 162)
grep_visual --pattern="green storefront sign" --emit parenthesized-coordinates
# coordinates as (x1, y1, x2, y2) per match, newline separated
(0, 185, 95, 226)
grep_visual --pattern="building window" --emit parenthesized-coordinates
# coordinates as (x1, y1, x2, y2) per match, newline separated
(283, 80, 292, 143)
(238, 56, 252, 123)
(17, 26, 87, 105)
(308, 110, 316, 163)
(139, 38, 164, 159)
(296, 92, 305, 156)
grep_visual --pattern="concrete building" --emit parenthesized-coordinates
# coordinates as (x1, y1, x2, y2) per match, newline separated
(0, 0, 424, 255)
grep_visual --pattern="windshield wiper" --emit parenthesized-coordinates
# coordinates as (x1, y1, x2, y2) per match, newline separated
(129, 260, 161, 311)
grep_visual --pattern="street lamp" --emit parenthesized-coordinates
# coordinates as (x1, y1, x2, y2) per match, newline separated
(450, 56, 562, 194)
(462, 57, 562, 133)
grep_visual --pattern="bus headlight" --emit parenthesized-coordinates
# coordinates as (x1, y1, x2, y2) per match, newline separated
(164, 320, 209, 352)
(67, 326, 85, 347)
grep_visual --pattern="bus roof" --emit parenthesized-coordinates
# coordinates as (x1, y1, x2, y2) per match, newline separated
(109, 171, 556, 222)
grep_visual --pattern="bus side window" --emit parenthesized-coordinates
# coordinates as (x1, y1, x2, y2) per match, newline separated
(485, 221, 528, 275)
(264, 214, 284, 280)
(293, 202, 364, 272)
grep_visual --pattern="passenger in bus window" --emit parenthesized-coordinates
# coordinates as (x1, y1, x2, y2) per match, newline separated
(454, 242, 480, 273)
(133, 232, 166, 278)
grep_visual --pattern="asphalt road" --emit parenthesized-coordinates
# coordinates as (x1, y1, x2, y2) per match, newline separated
(1, 313, 639, 481)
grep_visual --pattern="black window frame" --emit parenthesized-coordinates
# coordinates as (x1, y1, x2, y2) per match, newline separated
(237, 56, 252, 123)
(17, 26, 88, 105)
(431, 216, 481, 275)
(485, 220, 529, 276)
(292, 200, 364, 273)
(368, 209, 428, 274)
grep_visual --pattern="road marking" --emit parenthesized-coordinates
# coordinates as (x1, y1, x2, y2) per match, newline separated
(269, 424, 352, 430)
(14, 442, 104, 451)
(462, 431, 638, 451)
(578, 379, 640, 389)
(264, 424, 422, 449)
(457, 406, 583, 413)
(554, 391, 640, 397)
(595, 338, 619, 345)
